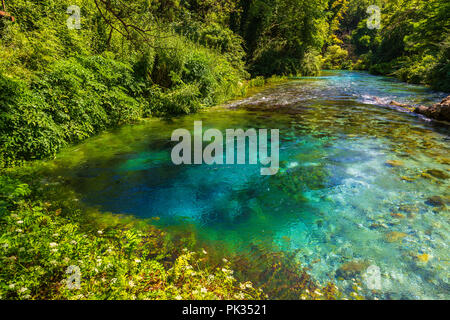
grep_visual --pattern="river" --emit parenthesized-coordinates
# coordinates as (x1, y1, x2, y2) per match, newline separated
(40, 70, 449, 299)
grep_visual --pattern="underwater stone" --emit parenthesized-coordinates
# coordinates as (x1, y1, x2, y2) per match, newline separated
(414, 96, 450, 122)
(336, 260, 370, 280)
(400, 176, 415, 182)
(398, 205, 419, 213)
(425, 196, 446, 208)
(384, 232, 408, 243)
(424, 169, 449, 180)
(437, 157, 450, 165)
(385, 160, 404, 167)
(416, 253, 431, 263)
(390, 213, 405, 219)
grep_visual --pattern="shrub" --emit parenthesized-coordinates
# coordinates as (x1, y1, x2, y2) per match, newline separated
(322, 45, 350, 70)
(299, 50, 322, 76)
(395, 55, 438, 85)
(0, 55, 148, 167)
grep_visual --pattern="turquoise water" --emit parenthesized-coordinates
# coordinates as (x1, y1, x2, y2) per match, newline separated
(47, 71, 449, 299)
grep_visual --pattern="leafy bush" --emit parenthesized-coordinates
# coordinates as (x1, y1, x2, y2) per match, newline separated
(146, 84, 201, 116)
(299, 50, 323, 76)
(322, 45, 350, 70)
(429, 37, 450, 92)
(0, 54, 148, 167)
(0, 74, 64, 167)
(395, 55, 438, 85)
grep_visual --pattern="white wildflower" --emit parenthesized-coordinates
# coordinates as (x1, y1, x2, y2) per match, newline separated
(234, 293, 245, 299)
(19, 287, 28, 293)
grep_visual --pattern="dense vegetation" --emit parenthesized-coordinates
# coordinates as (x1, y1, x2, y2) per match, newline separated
(347, 0, 450, 92)
(0, 0, 448, 300)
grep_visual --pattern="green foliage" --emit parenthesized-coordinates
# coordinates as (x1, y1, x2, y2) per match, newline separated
(0, 54, 147, 167)
(0, 74, 63, 167)
(322, 45, 351, 70)
(175, 20, 247, 74)
(0, 0, 249, 166)
(345, 0, 450, 92)
(147, 84, 201, 116)
(429, 36, 450, 92)
(395, 55, 438, 84)
(235, 0, 328, 77)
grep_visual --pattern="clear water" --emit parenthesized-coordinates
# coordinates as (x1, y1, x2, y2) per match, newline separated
(44, 71, 449, 299)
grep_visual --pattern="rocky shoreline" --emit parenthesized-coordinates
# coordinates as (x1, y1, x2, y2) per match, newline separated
(390, 96, 450, 122)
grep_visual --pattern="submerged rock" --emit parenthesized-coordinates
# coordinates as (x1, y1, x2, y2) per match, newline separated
(384, 231, 408, 243)
(398, 205, 419, 213)
(414, 96, 450, 122)
(437, 157, 450, 165)
(390, 100, 415, 111)
(416, 253, 431, 264)
(391, 213, 406, 219)
(336, 260, 370, 280)
(391, 96, 450, 122)
(385, 160, 404, 167)
(401, 176, 415, 182)
(424, 169, 449, 180)
(425, 196, 446, 208)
